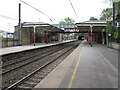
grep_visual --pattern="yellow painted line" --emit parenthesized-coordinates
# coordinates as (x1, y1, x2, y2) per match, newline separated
(67, 48, 82, 89)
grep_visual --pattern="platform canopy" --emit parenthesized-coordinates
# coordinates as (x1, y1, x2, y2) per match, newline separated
(21, 22, 64, 32)
(76, 20, 107, 33)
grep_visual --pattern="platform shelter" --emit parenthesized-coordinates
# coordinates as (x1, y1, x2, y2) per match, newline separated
(76, 20, 107, 44)
(14, 22, 64, 45)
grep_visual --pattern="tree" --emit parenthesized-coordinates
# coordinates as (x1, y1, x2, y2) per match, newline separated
(89, 17, 98, 20)
(104, 0, 113, 5)
(100, 8, 112, 20)
(106, 21, 112, 33)
(115, 1, 120, 21)
(104, 0, 113, 3)
(59, 17, 75, 24)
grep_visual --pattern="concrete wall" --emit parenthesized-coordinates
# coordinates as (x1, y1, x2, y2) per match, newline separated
(108, 42, 120, 50)
(58, 33, 62, 42)
(22, 27, 31, 45)
(14, 26, 63, 45)
(1, 38, 19, 48)
(14, 26, 19, 40)
(14, 26, 32, 45)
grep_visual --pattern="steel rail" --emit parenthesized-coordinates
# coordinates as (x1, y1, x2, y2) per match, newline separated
(2, 45, 67, 75)
(5, 44, 77, 90)
(2, 46, 60, 68)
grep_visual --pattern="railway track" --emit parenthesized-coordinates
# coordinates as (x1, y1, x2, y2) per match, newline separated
(2, 43, 69, 88)
(2, 41, 81, 89)
(2, 44, 62, 67)
(2, 45, 67, 75)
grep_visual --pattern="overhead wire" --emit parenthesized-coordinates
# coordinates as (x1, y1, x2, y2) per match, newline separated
(20, 0, 57, 22)
(0, 14, 18, 21)
(68, 0, 79, 22)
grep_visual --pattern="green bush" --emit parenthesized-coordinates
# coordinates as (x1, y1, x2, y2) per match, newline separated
(114, 32, 118, 39)
(106, 21, 112, 33)
(114, 30, 120, 43)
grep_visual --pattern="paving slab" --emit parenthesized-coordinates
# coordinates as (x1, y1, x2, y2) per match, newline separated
(0, 40, 76, 55)
(34, 41, 118, 88)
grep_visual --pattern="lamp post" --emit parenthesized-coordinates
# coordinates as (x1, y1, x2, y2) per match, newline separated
(18, 3, 22, 45)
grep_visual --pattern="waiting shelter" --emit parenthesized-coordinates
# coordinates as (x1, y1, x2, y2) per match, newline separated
(14, 22, 64, 45)
(76, 20, 107, 44)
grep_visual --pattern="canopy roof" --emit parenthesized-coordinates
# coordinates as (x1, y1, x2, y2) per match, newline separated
(20, 22, 64, 32)
(76, 20, 107, 33)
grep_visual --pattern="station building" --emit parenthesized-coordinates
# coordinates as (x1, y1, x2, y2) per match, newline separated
(14, 20, 107, 46)
(14, 22, 64, 45)
(53, 21, 107, 45)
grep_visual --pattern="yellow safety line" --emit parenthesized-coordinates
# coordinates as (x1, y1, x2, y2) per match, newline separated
(67, 48, 82, 89)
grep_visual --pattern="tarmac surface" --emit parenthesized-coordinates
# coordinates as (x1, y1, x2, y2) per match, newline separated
(0, 40, 76, 55)
(34, 40, 118, 88)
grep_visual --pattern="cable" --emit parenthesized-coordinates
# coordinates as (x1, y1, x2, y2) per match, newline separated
(0, 14, 17, 21)
(68, 0, 79, 22)
(20, 0, 57, 22)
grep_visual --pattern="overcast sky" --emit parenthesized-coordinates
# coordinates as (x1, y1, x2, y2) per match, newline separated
(0, 0, 110, 32)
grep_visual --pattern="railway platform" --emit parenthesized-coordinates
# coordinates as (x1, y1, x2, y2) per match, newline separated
(34, 40, 118, 88)
(0, 40, 76, 56)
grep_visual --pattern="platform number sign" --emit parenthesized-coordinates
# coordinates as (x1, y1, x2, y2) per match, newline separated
(117, 22, 120, 27)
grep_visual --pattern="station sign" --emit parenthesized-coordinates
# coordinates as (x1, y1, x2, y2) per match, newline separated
(108, 33, 112, 36)
(117, 22, 120, 27)
(7, 33, 14, 35)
